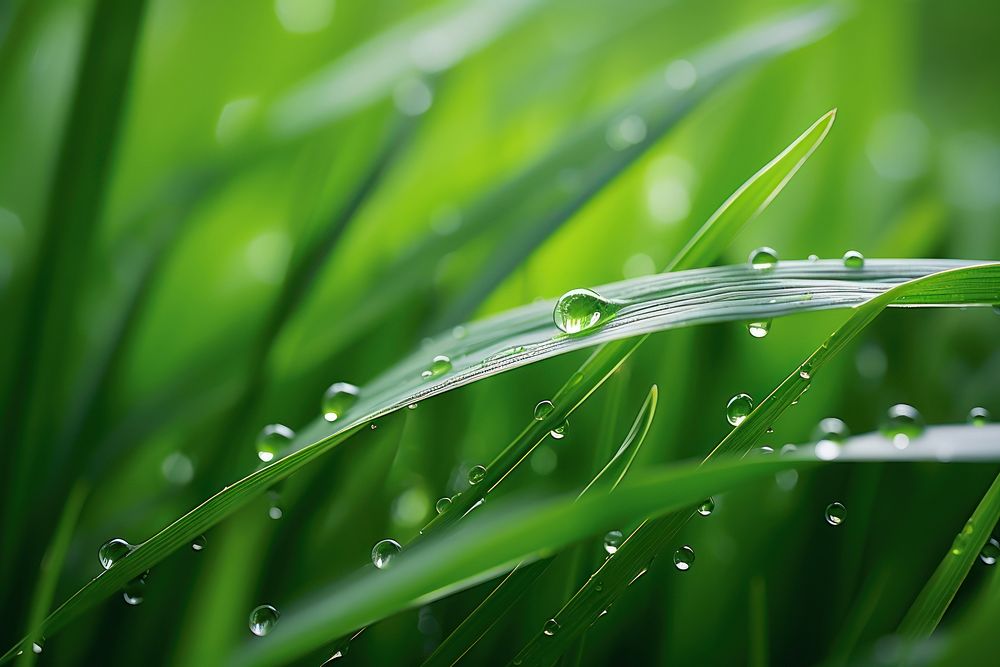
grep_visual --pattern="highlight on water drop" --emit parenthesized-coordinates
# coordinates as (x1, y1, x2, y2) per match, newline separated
(813, 417, 849, 443)
(467, 464, 487, 485)
(603, 530, 624, 555)
(726, 393, 754, 426)
(542, 618, 561, 636)
(122, 575, 146, 606)
(421, 354, 452, 380)
(842, 250, 865, 268)
(881, 403, 924, 449)
(748, 246, 778, 270)
(435, 496, 452, 514)
(697, 497, 715, 516)
(372, 539, 402, 569)
(747, 320, 771, 338)
(552, 288, 622, 334)
(549, 420, 568, 440)
(825, 502, 846, 526)
(256, 423, 295, 463)
(249, 604, 280, 636)
(191, 535, 207, 552)
(533, 400, 554, 421)
(322, 382, 360, 422)
(673, 545, 695, 571)
(99, 538, 133, 570)
(981, 538, 1000, 565)
(968, 407, 991, 426)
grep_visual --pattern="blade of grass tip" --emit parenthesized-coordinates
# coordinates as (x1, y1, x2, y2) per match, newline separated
(416, 107, 836, 542)
(14, 481, 88, 667)
(232, 424, 1000, 667)
(0, 0, 148, 605)
(420, 386, 657, 667)
(429, 8, 841, 331)
(508, 263, 1000, 666)
(897, 471, 1000, 642)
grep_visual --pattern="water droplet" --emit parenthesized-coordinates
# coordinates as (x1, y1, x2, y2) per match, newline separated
(808, 254, 819, 262)
(543, 619, 561, 636)
(435, 497, 452, 514)
(825, 502, 846, 526)
(882, 404, 924, 449)
(814, 417, 849, 442)
(122, 576, 145, 606)
(99, 538, 133, 569)
(31, 641, 42, 654)
(697, 497, 715, 516)
(748, 247, 778, 270)
(372, 539, 402, 569)
(549, 420, 568, 440)
(249, 605, 280, 636)
(191, 535, 207, 552)
(534, 400, 554, 420)
(322, 382, 360, 422)
(421, 355, 452, 380)
(256, 423, 294, 463)
(408, 403, 419, 410)
(603, 530, 623, 554)
(969, 407, 991, 426)
(268, 504, 283, 520)
(842, 250, 865, 269)
(552, 288, 622, 334)
(726, 393, 754, 426)
(799, 362, 813, 380)
(467, 465, 487, 485)
(815, 439, 841, 461)
(673, 545, 695, 571)
(747, 320, 771, 338)
(980, 538, 1000, 565)
(780, 444, 798, 456)
(759, 446, 774, 455)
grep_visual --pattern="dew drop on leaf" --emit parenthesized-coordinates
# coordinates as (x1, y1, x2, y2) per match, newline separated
(747, 320, 771, 338)
(968, 407, 991, 427)
(842, 250, 864, 268)
(542, 619, 561, 636)
(322, 382, 360, 422)
(421, 355, 452, 380)
(372, 539, 402, 569)
(249, 605, 280, 636)
(825, 502, 846, 526)
(552, 288, 621, 334)
(673, 545, 695, 571)
(533, 400, 554, 420)
(256, 423, 294, 463)
(99, 538, 133, 570)
(549, 420, 568, 440)
(467, 465, 487, 485)
(603, 530, 623, 554)
(726, 393, 754, 426)
(697, 497, 715, 516)
(981, 538, 1000, 565)
(881, 404, 924, 449)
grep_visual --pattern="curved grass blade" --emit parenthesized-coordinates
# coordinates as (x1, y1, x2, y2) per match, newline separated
(229, 424, 1000, 667)
(421, 386, 657, 667)
(508, 264, 1000, 666)
(897, 471, 1000, 640)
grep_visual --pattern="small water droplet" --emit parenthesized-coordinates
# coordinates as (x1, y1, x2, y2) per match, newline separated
(808, 254, 819, 262)
(603, 530, 623, 554)
(814, 417, 849, 443)
(780, 444, 798, 456)
(673, 545, 695, 571)
(256, 424, 294, 463)
(825, 502, 846, 526)
(249, 605, 280, 636)
(549, 420, 568, 440)
(552, 288, 622, 334)
(372, 539, 402, 569)
(435, 497, 452, 514)
(842, 250, 865, 269)
(759, 446, 774, 455)
(268, 504, 283, 520)
(968, 407, 991, 426)
(408, 403, 419, 410)
(543, 619, 561, 636)
(980, 538, 1000, 565)
(191, 535, 207, 552)
(99, 538, 132, 569)
(799, 361, 814, 380)
(815, 439, 841, 461)
(882, 404, 924, 449)
(534, 400, 554, 420)
(697, 497, 715, 516)
(31, 641, 42, 655)
(747, 320, 771, 338)
(748, 246, 778, 270)
(322, 382, 360, 422)
(467, 465, 487, 485)
(421, 355, 452, 380)
(122, 576, 145, 606)
(726, 393, 754, 426)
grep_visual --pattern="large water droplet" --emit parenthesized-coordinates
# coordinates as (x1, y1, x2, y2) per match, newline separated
(435, 497, 452, 514)
(543, 619, 561, 636)
(825, 502, 846, 526)
(882, 404, 924, 449)
(981, 538, 1000, 565)
(191, 535, 207, 552)
(249, 605, 280, 636)
(256, 424, 294, 463)
(968, 407, 991, 427)
(603, 530, 623, 554)
(726, 393, 754, 426)
(122, 576, 145, 606)
(842, 250, 865, 269)
(814, 417, 849, 443)
(421, 355, 452, 380)
(747, 320, 771, 338)
(673, 545, 695, 571)
(372, 539, 402, 569)
(748, 247, 778, 270)
(322, 382, 360, 422)
(549, 420, 568, 440)
(534, 400, 554, 420)
(99, 538, 132, 569)
(697, 497, 715, 516)
(552, 288, 621, 334)
(468, 465, 487, 485)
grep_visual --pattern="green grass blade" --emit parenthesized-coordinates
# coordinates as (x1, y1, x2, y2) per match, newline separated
(509, 263, 1000, 666)
(420, 386, 656, 666)
(228, 424, 1000, 667)
(897, 471, 1000, 640)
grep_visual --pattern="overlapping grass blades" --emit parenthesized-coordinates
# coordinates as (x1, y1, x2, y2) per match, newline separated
(231, 423, 1000, 667)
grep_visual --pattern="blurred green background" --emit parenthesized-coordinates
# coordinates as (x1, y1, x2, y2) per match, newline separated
(1, 0, 998, 664)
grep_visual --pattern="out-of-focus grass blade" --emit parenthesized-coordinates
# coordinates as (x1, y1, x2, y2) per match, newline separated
(509, 264, 1000, 666)
(229, 424, 1000, 667)
(420, 386, 657, 667)
(897, 472, 1000, 640)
